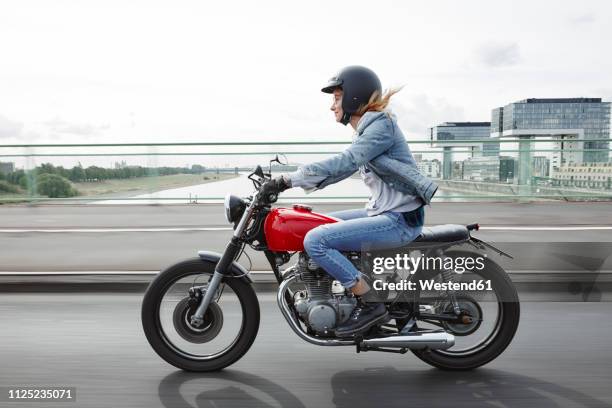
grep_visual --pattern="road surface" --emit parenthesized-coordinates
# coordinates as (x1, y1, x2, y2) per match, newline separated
(0, 293, 610, 407)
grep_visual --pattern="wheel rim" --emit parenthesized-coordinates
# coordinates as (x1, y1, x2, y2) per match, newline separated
(417, 270, 505, 357)
(154, 271, 247, 361)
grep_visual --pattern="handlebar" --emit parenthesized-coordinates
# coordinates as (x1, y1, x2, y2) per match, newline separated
(246, 164, 279, 205)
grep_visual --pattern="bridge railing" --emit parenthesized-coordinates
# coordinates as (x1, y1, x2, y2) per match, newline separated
(0, 139, 611, 203)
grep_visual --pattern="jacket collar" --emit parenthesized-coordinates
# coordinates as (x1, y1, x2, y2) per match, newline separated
(356, 111, 392, 135)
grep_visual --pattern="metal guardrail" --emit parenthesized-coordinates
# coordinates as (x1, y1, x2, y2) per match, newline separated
(1, 139, 611, 203)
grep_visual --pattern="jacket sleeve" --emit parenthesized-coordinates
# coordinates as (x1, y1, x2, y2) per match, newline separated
(284, 168, 327, 190)
(288, 118, 394, 192)
(369, 154, 439, 205)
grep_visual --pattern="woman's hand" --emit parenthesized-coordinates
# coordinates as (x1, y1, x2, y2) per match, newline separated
(260, 175, 291, 201)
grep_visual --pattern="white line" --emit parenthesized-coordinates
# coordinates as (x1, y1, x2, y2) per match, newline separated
(0, 226, 611, 233)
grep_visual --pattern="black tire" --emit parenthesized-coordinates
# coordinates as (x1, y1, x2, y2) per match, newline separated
(142, 257, 260, 372)
(411, 251, 520, 371)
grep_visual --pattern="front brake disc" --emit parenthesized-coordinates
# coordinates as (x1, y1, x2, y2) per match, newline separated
(172, 297, 224, 344)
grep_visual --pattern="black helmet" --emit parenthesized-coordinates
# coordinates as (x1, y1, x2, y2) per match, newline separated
(321, 65, 382, 125)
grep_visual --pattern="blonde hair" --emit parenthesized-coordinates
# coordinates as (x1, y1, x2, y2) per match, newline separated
(355, 86, 404, 116)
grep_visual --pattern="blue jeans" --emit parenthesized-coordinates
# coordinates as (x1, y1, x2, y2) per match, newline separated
(303, 208, 424, 289)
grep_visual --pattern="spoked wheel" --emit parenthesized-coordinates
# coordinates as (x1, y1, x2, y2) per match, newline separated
(142, 258, 260, 372)
(411, 252, 520, 370)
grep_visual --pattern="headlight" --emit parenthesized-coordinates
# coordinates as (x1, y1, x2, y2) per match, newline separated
(224, 194, 247, 224)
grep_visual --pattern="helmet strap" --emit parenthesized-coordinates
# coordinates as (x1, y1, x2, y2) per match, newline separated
(340, 112, 351, 126)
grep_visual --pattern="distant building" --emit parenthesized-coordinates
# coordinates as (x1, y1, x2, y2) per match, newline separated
(491, 98, 611, 166)
(551, 162, 612, 189)
(532, 156, 550, 178)
(462, 156, 501, 182)
(0, 162, 15, 175)
(417, 159, 441, 178)
(491, 107, 503, 134)
(429, 122, 500, 180)
(462, 156, 516, 183)
(451, 161, 464, 180)
(499, 157, 516, 183)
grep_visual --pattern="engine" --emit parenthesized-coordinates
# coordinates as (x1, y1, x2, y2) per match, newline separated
(293, 252, 358, 336)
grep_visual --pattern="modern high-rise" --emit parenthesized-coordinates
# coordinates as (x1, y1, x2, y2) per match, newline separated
(429, 122, 500, 179)
(491, 98, 611, 166)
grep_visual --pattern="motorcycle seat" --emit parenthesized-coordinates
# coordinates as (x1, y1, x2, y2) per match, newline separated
(414, 224, 470, 243)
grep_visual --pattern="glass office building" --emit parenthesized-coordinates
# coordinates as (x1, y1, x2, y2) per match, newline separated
(431, 122, 493, 145)
(491, 98, 611, 163)
(429, 122, 500, 179)
(491, 108, 503, 134)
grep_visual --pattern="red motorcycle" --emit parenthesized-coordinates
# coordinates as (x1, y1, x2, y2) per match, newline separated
(142, 157, 520, 372)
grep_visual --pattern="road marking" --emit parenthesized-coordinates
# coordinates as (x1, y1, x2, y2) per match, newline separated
(1, 225, 612, 233)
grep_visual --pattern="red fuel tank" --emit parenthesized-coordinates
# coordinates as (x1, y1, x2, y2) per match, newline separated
(264, 204, 339, 251)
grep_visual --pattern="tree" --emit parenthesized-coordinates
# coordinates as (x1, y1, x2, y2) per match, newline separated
(69, 165, 86, 182)
(36, 173, 79, 198)
(38, 162, 58, 175)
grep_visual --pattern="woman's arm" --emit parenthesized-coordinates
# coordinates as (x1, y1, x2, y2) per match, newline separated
(284, 116, 394, 192)
(284, 167, 327, 190)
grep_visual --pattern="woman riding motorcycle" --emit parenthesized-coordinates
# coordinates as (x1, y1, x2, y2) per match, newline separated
(261, 65, 438, 337)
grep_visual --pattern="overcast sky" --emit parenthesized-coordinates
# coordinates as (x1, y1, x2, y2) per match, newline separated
(0, 0, 611, 167)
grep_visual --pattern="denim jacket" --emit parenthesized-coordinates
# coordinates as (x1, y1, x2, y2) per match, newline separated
(287, 111, 438, 205)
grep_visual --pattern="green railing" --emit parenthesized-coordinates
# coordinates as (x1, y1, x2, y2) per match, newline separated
(0, 139, 611, 204)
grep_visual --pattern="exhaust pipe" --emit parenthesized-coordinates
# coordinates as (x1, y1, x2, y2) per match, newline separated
(362, 331, 455, 350)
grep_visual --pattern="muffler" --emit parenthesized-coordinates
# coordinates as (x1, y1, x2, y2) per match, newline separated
(362, 330, 455, 350)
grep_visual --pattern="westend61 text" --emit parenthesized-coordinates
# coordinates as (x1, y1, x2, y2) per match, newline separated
(372, 254, 486, 274)
(373, 279, 493, 292)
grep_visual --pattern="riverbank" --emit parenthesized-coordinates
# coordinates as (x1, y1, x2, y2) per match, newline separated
(71, 172, 238, 200)
(0, 172, 240, 204)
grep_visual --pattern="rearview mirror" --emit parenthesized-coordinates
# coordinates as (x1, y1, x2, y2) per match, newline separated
(269, 154, 288, 175)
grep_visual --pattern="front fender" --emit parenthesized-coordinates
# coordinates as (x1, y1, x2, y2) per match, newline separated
(198, 250, 254, 284)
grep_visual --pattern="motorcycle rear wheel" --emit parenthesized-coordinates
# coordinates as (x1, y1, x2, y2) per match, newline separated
(411, 253, 520, 370)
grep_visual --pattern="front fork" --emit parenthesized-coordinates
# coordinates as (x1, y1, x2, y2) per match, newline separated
(190, 195, 258, 326)
(190, 237, 243, 326)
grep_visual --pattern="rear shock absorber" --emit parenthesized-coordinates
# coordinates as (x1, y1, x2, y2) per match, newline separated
(435, 248, 461, 315)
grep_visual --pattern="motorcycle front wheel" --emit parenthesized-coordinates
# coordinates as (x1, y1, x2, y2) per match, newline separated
(141, 257, 260, 372)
